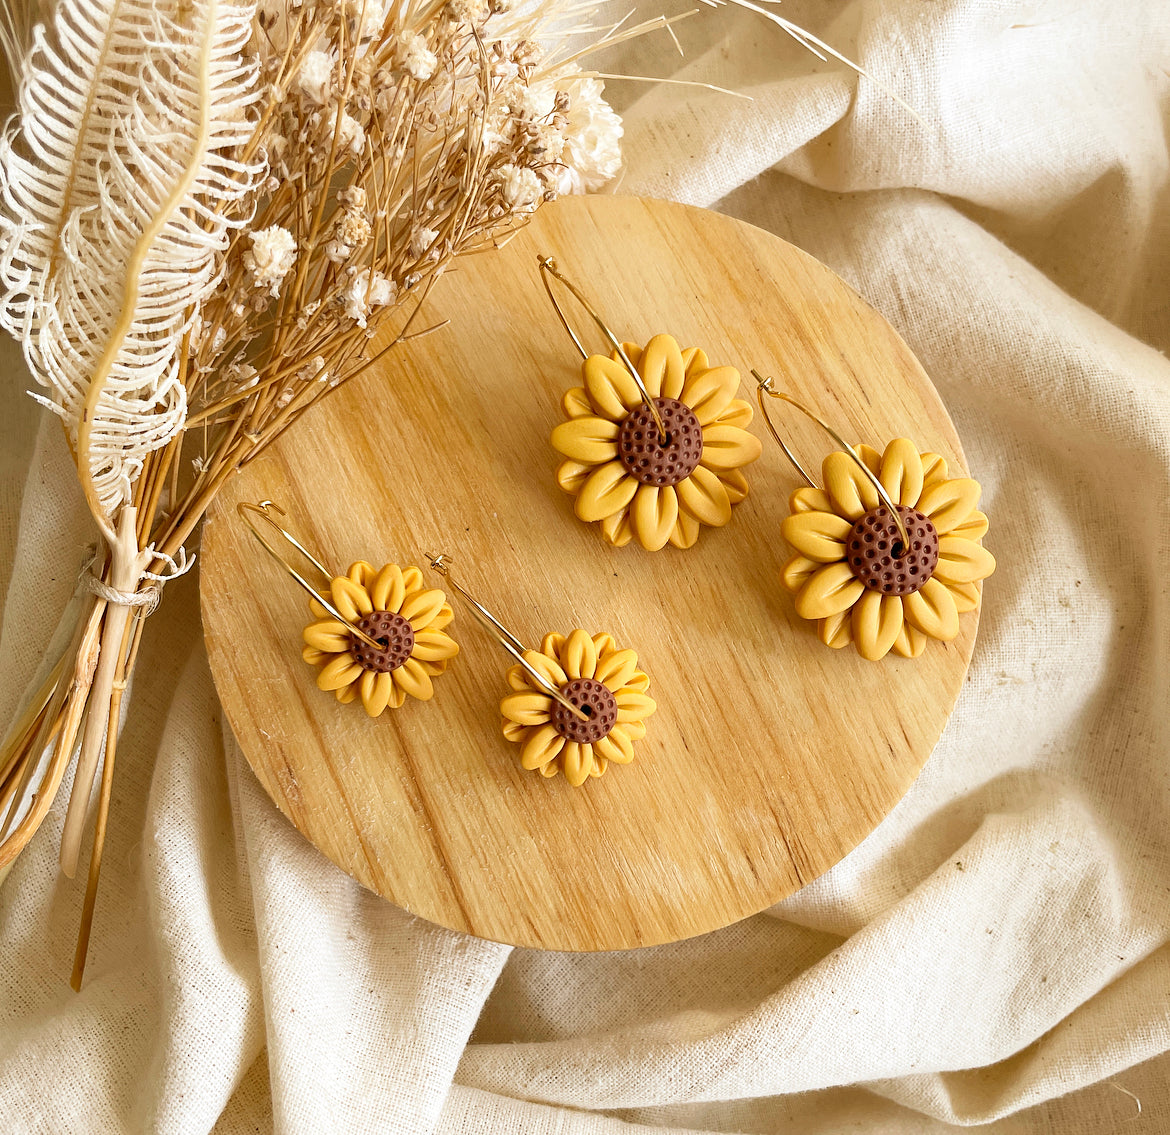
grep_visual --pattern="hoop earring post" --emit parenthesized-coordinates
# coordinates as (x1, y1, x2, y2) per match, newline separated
(425, 552, 589, 723)
(238, 501, 383, 649)
(751, 372, 911, 552)
(538, 255, 669, 445)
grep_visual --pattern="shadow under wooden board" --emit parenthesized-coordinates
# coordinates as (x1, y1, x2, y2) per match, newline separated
(200, 195, 977, 951)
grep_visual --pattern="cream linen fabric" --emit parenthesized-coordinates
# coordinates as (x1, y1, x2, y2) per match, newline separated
(3, 0, 1170, 1130)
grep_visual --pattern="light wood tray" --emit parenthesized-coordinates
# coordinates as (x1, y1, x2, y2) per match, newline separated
(200, 196, 976, 951)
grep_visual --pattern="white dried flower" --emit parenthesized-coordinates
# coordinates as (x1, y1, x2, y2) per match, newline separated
(297, 355, 328, 382)
(498, 163, 541, 211)
(338, 184, 367, 211)
(337, 111, 366, 157)
(341, 269, 396, 327)
(398, 33, 437, 82)
(517, 80, 556, 121)
(339, 0, 386, 39)
(556, 77, 622, 194)
(325, 206, 372, 263)
(298, 51, 334, 105)
(243, 225, 297, 298)
(411, 227, 439, 259)
(447, 0, 487, 25)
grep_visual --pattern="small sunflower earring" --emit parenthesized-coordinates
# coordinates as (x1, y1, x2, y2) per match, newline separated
(240, 502, 459, 715)
(539, 256, 762, 551)
(752, 375, 996, 661)
(425, 552, 656, 786)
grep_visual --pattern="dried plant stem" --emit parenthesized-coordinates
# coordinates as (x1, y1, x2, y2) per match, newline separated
(60, 509, 149, 878)
(70, 607, 138, 991)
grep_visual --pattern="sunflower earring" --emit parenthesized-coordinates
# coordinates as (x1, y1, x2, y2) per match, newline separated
(425, 552, 656, 786)
(539, 256, 762, 551)
(239, 502, 459, 715)
(751, 375, 996, 661)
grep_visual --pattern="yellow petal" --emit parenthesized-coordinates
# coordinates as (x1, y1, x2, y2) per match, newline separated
(550, 416, 620, 464)
(917, 478, 982, 535)
(638, 333, 685, 399)
(591, 757, 608, 779)
(619, 721, 647, 743)
(336, 683, 360, 704)
(393, 657, 434, 700)
(540, 632, 566, 659)
(595, 648, 638, 691)
(556, 459, 593, 495)
(669, 509, 701, 548)
(824, 451, 881, 521)
(781, 510, 852, 562)
(561, 387, 593, 419)
(921, 453, 948, 486)
(780, 555, 819, 593)
(500, 690, 553, 725)
(303, 620, 353, 653)
(411, 630, 459, 661)
(506, 663, 530, 692)
(309, 597, 329, 619)
(682, 346, 708, 374)
(584, 353, 641, 418)
(676, 465, 732, 527)
(681, 366, 739, 426)
(401, 566, 424, 592)
(595, 729, 635, 765)
(561, 742, 592, 787)
(521, 648, 568, 690)
(615, 689, 656, 723)
(851, 590, 904, 661)
(716, 398, 753, 430)
(330, 576, 373, 622)
(346, 561, 375, 588)
(902, 576, 960, 641)
(720, 469, 750, 505)
(400, 588, 445, 631)
(631, 484, 678, 552)
(430, 602, 454, 633)
(951, 510, 989, 542)
(700, 424, 762, 472)
(857, 444, 882, 476)
(880, 439, 924, 507)
(893, 622, 928, 658)
(795, 562, 865, 620)
(818, 610, 854, 649)
(933, 537, 996, 584)
(592, 632, 616, 657)
(576, 461, 638, 523)
(948, 580, 982, 613)
(302, 646, 327, 666)
(616, 342, 643, 369)
(562, 628, 598, 680)
(539, 763, 559, 779)
(601, 509, 635, 547)
(371, 563, 405, 613)
(627, 669, 650, 693)
(317, 654, 362, 691)
(502, 718, 527, 743)
(790, 486, 834, 514)
(362, 670, 394, 717)
(520, 724, 565, 770)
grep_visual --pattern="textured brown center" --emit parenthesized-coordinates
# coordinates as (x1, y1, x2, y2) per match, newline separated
(351, 609, 415, 673)
(551, 677, 618, 744)
(847, 505, 939, 595)
(617, 397, 703, 487)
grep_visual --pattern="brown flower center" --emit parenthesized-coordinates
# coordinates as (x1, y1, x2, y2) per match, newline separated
(617, 397, 703, 487)
(847, 505, 939, 595)
(551, 677, 618, 744)
(351, 609, 415, 673)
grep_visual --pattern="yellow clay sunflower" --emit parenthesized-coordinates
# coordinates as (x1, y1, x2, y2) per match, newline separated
(779, 440, 995, 660)
(302, 561, 458, 715)
(500, 629, 656, 786)
(551, 334, 762, 550)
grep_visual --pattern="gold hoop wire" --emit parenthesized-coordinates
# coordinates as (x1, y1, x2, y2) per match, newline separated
(751, 372, 911, 551)
(238, 501, 383, 649)
(537, 255, 669, 443)
(425, 552, 589, 723)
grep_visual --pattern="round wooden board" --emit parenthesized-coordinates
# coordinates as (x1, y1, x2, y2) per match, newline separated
(201, 196, 976, 951)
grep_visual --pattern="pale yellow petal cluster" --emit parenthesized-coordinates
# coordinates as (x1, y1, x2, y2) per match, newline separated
(551, 335, 760, 550)
(779, 441, 995, 660)
(302, 560, 458, 715)
(499, 629, 655, 786)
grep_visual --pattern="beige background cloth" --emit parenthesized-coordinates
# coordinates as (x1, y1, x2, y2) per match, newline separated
(3, 0, 1170, 1130)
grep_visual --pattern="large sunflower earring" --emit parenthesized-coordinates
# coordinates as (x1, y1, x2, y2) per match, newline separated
(539, 256, 761, 551)
(425, 552, 655, 787)
(239, 502, 458, 715)
(751, 375, 996, 661)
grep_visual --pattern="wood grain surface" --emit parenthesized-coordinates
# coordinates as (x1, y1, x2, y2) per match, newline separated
(200, 196, 977, 951)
